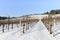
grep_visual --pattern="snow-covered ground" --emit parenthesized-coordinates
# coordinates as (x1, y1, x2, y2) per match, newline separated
(0, 20, 60, 40)
(0, 20, 53, 40)
(0, 24, 20, 40)
(53, 24, 60, 40)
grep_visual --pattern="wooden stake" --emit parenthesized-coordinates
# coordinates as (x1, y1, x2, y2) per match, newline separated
(2, 24, 4, 32)
(20, 20, 23, 35)
(12, 23, 13, 29)
(8, 24, 9, 31)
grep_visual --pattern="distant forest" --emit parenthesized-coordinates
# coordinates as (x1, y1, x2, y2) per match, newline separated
(0, 9, 60, 20)
(0, 16, 16, 20)
(0, 16, 9, 20)
(44, 9, 60, 14)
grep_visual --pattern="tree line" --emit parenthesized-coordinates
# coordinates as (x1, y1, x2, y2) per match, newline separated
(44, 9, 60, 14)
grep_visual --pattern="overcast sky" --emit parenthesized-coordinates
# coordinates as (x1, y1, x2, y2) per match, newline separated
(0, 0, 60, 17)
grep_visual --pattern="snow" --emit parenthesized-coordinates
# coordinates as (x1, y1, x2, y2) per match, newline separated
(1, 16, 60, 40)
(53, 24, 60, 40)
(1, 20, 53, 40)
(0, 24, 20, 40)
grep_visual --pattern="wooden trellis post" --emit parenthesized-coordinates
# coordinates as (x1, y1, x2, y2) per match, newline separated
(53, 19, 55, 37)
(12, 22, 13, 29)
(20, 20, 23, 35)
(2, 24, 4, 32)
(26, 16, 29, 31)
(8, 24, 9, 31)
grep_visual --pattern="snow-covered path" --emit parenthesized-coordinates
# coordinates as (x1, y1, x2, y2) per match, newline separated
(4, 20, 53, 40)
